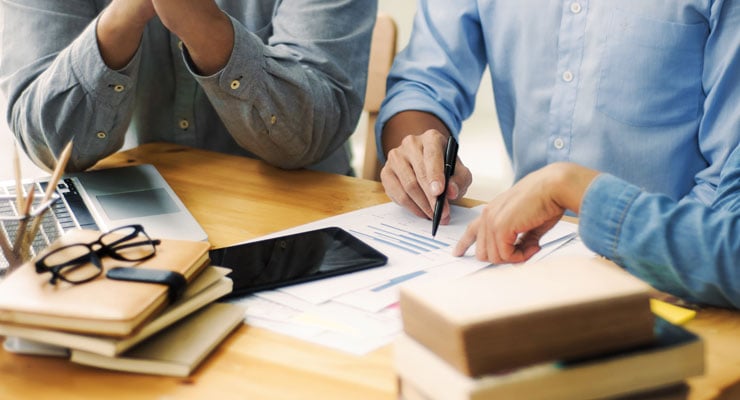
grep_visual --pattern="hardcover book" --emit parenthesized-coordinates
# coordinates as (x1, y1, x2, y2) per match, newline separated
(394, 317, 703, 400)
(399, 256, 655, 376)
(70, 302, 244, 377)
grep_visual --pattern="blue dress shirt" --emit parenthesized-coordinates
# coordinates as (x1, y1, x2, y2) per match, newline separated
(580, 146, 740, 309)
(377, 0, 740, 204)
(0, 0, 376, 175)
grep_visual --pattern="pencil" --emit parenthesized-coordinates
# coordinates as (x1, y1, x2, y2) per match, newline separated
(0, 225, 16, 268)
(12, 185, 36, 253)
(13, 145, 23, 211)
(21, 184, 36, 217)
(42, 141, 73, 202)
(19, 140, 74, 261)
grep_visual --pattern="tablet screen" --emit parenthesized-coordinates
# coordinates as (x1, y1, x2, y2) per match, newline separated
(210, 226, 388, 297)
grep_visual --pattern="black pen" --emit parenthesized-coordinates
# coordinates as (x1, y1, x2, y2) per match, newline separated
(432, 135, 458, 237)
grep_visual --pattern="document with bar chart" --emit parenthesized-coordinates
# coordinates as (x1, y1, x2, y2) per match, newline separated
(229, 202, 592, 355)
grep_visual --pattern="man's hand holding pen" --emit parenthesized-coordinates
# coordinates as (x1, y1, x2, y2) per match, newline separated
(380, 129, 472, 227)
(432, 135, 459, 236)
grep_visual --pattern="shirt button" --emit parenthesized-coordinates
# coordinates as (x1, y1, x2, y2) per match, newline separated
(230, 80, 241, 90)
(179, 119, 190, 130)
(113, 84, 125, 92)
(553, 137, 565, 150)
(570, 2, 582, 14)
(270, 115, 277, 125)
(562, 70, 574, 82)
(96, 131, 107, 139)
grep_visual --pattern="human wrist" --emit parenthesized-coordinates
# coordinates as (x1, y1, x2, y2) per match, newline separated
(549, 163, 600, 214)
(97, 2, 153, 69)
(381, 111, 450, 156)
(162, 6, 234, 75)
(99, 1, 153, 37)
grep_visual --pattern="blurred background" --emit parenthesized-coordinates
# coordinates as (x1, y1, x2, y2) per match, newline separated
(0, 1, 513, 201)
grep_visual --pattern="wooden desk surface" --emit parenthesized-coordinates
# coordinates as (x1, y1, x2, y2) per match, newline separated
(2, 143, 739, 399)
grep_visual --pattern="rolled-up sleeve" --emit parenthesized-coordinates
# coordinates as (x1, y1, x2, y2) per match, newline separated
(375, 0, 486, 163)
(580, 173, 740, 309)
(0, 1, 138, 171)
(189, 0, 376, 169)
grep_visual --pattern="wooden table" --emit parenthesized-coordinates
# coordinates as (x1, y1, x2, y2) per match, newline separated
(2, 143, 739, 399)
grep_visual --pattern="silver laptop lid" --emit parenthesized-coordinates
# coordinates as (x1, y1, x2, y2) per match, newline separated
(66, 164, 208, 242)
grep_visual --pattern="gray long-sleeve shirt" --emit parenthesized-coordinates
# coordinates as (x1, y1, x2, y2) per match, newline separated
(0, 0, 376, 175)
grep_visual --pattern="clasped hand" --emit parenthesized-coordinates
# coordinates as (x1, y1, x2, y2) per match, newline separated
(107, 0, 224, 31)
(99, 0, 233, 75)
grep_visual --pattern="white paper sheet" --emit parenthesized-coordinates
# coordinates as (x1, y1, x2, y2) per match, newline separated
(230, 202, 593, 355)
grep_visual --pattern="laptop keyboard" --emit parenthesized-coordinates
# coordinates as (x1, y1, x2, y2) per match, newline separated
(0, 178, 98, 271)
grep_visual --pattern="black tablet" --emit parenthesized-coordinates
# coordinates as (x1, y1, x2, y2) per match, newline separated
(210, 226, 388, 297)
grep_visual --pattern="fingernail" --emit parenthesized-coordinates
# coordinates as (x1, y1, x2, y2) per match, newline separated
(430, 181, 441, 194)
(449, 182, 459, 199)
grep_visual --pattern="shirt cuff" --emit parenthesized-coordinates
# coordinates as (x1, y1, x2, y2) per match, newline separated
(578, 174, 642, 264)
(69, 16, 138, 108)
(375, 90, 461, 163)
(186, 15, 263, 100)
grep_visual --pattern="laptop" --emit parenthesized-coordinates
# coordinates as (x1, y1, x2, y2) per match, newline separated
(1, 164, 208, 269)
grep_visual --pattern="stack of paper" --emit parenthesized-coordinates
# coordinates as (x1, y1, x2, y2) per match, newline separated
(228, 203, 592, 355)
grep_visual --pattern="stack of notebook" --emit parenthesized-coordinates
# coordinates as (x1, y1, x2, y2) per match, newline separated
(395, 256, 705, 399)
(0, 229, 243, 377)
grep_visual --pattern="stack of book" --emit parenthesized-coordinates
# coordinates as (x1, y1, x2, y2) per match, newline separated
(0, 229, 243, 377)
(395, 256, 704, 400)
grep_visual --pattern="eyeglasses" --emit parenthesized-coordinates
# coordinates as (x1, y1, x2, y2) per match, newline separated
(35, 225, 161, 285)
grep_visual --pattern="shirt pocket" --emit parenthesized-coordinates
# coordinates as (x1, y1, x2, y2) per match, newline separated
(596, 10, 708, 127)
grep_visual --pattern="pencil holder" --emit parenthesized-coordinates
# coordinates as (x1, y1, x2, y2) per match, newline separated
(0, 194, 58, 279)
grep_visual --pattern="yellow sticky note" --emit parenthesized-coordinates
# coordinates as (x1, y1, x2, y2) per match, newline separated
(650, 299, 696, 325)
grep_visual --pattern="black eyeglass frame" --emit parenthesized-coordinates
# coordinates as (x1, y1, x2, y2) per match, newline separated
(34, 224, 161, 285)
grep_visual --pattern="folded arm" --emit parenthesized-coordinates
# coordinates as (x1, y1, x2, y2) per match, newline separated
(187, 0, 376, 170)
(0, 0, 376, 171)
(0, 0, 138, 171)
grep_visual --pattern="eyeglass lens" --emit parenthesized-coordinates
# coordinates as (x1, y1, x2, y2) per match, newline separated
(44, 244, 102, 283)
(99, 225, 158, 261)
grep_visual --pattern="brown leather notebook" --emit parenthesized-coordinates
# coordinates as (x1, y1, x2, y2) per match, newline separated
(0, 229, 210, 337)
(0, 266, 231, 356)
